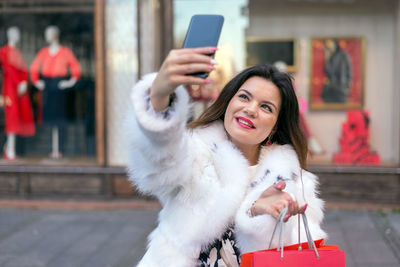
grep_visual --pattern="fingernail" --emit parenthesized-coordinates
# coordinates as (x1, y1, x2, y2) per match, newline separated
(277, 183, 283, 189)
(284, 214, 291, 221)
(203, 79, 212, 84)
(210, 59, 218, 65)
(208, 65, 216, 70)
(210, 47, 218, 52)
(301, 203, 308, 212)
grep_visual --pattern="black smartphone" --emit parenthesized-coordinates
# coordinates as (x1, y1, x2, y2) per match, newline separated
(182, 14, 224, 78)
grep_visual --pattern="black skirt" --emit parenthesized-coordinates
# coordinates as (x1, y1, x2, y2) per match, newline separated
(42, 76, 68, 127)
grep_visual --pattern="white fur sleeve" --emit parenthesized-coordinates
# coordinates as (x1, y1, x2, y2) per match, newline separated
(125, 73, 193, 202)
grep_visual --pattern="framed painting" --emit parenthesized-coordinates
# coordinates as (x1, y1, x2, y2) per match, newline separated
(309, 37, 365, 110)
(246, 38, 297, 72)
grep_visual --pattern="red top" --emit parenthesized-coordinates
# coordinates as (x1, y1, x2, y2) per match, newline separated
(30, 46, 81, 83)
(0, 44, 35, 136)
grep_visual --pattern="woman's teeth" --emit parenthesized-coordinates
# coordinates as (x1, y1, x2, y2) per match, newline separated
(238, 118, 254, 128)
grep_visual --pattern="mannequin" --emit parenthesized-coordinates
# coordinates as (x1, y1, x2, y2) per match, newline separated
(322, 39, 352, 103)
(0, 26, 35, 160)
(30, 25, 81, 159)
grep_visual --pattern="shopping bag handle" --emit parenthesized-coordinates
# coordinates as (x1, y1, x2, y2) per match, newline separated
(267, 206, 319, 259)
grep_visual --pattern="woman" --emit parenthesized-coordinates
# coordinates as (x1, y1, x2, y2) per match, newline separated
(126, 47, 326, 267)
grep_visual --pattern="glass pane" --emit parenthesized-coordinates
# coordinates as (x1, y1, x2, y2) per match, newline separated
(173, 0, 249, 120)
(0, 1, 96, 163)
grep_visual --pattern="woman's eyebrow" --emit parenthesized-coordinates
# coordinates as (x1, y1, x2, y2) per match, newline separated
(238, 88, 252, 96)
(239, 88, 278, 111)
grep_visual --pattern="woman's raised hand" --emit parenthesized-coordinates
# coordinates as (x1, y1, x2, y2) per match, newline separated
(249, 181, 307, 222)
(150, 47, 217, 111)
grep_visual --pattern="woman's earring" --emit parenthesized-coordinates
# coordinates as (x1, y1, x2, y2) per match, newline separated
(267, 134, 273, 146)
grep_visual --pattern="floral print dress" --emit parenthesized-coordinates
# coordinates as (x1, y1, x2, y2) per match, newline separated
(198, 226, 241, 267)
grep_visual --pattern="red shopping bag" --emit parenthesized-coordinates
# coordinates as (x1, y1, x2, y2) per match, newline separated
(241, 239, 345, 267)
(240, 207, 345, 267)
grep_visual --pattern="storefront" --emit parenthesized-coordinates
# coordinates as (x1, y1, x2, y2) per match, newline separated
(0, 0, 130, 197)
(0, 0, 399, 203)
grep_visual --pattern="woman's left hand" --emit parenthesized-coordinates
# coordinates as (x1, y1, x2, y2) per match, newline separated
(249, 181, 307, 222)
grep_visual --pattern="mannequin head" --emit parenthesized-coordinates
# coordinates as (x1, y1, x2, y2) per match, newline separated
(325, 38, 338, 53)
(45, 25, 60, 44)
(7, 26, 21, 46)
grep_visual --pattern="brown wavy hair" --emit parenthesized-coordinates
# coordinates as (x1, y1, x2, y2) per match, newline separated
(187, 64, 308, 169)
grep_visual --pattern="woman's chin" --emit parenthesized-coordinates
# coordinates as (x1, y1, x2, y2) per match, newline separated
(230, 135, 262, 148)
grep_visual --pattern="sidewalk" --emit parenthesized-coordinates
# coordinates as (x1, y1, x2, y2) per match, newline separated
(0, 200, 399, 267)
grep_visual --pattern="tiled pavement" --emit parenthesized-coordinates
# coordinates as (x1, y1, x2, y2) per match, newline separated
(0, 204, 399, 267)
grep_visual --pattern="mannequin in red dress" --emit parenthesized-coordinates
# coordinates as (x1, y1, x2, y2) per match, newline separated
(30, 25, 81, 159)
(0, 26, 35, 160)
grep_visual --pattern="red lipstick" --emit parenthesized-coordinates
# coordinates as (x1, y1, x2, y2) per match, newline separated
(236, 116, 255, 129)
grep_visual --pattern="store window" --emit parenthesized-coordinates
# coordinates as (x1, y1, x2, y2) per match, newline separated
(0, 0, 96, 163)
(173, 0, 249, 119)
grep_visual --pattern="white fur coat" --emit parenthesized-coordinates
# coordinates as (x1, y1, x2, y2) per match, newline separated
(125, 73, 326, 267)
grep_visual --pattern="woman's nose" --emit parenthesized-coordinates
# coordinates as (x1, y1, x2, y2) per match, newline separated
(244, 103, 257, 117)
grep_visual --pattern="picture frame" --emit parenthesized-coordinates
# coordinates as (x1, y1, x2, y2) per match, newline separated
(309, 37, 365, 110)
(246, 38, 297, 72)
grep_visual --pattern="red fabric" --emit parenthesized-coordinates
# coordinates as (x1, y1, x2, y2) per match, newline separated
(0, 45, 35, 136)
(334, 110, 380, 165)
(30, 46, 81, 83)
(241, 239, 345, 267)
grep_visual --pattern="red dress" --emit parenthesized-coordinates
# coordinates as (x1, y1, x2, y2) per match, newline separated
(0, 44, 35, 136)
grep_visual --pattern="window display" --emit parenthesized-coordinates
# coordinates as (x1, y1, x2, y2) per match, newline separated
(0, 4, 95, 163)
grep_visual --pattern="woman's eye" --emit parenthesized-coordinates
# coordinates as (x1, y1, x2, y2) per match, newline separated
(238, 94, 249, 100)
(261, 104, 272, 112)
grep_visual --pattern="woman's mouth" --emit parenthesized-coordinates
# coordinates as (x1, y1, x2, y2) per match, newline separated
(236, 117, 255, 129)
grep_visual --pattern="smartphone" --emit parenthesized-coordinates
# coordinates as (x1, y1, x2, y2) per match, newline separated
(182, 14, 224, 78)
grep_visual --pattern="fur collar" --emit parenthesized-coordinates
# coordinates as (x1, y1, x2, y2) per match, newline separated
(192, 120, 301, 179)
